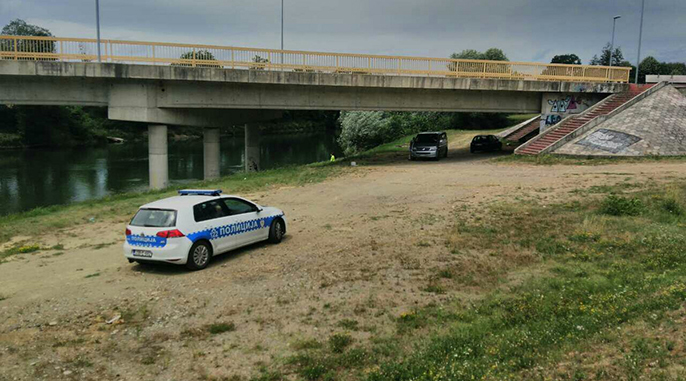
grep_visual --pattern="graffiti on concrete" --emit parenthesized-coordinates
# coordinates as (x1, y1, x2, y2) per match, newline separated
(576, 128, 642, 153)
(544, 114, 563, 126)
(547, 96, 586, 113)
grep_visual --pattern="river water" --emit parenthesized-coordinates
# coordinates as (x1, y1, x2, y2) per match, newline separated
(0, 133, 342, 215)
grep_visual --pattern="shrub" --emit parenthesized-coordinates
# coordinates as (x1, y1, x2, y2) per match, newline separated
(599, 195, 644, 216)
(207, 322, 236, 334)
(328, 333, 353, 353)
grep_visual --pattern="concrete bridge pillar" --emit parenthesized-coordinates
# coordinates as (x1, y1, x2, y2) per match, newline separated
(203, 128, 221, 180)
(148, 125, 169, 190)
(245, 124, 260, 172)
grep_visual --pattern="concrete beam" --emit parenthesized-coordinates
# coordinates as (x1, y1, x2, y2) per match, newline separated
(1, 61, 628, 93)
(203, 128, 220, 180)
(148, 125, 169, 190)
(158, 82, 543, 113)
(108, 107, 282, 128)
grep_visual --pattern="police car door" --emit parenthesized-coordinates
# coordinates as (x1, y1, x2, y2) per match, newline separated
(221, 198, 262, 247)
(192, 199, 232, 254)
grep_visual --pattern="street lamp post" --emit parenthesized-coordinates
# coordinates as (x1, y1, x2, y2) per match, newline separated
(609, 15, 621, 67)
(95, 0, 101, 62)
(635, 0, 646, 83)
(280, 0, 284, 69)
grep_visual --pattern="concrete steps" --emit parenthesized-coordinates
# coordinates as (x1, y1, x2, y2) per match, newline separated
(516, 85, 654, 156)
(503, 117, 542, 143)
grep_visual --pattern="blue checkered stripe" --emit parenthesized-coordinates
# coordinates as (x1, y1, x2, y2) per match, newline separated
(186, 214, 283, 243)
(126, 235, 168, 248)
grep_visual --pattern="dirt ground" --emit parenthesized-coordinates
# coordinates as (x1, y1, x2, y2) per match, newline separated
(2, 148, 686, 380)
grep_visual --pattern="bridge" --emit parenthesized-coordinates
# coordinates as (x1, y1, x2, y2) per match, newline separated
(0, 35, 632, 188)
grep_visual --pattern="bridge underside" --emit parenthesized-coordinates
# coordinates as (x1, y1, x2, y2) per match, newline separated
(0, 61, 628, 189)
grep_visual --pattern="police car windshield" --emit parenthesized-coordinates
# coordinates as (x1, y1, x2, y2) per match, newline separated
(131, 209, 177, 228)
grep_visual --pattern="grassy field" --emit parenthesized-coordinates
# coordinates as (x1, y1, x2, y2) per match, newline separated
(252, 181, 686, 381)
(496, 154, 686, 166)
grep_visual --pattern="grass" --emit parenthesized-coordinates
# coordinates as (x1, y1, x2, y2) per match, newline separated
(84, 272, 100, 279)
(495, 154, 686, 166)
(207, 322, 236, 335)
(256, 180, 686, 380)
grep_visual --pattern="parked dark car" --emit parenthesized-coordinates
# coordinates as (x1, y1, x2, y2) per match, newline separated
(409, 132, 448, 161)
(470, 135, 502, 153)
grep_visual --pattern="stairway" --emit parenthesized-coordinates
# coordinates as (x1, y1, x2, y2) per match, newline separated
(504, 117, 541, 143)
(516, 85, 653, 155)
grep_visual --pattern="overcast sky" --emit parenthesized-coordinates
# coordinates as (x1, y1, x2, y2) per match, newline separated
(2, 0, 684, 65)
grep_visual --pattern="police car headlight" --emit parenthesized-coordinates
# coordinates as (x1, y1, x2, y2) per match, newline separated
(428, 147, 437, 151)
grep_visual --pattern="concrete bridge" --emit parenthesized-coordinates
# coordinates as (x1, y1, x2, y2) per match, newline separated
(0, 36, 632, 189)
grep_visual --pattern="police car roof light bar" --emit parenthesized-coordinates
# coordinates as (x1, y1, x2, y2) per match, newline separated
(178, 189, 223, 196)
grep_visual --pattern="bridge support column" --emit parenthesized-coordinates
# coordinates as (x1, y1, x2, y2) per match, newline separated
(148, 125, 168, 190)
(245, 124, 260, 172)
(203, 128, 221, 180)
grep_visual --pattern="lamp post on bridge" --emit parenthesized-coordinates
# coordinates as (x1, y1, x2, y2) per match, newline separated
(609, 15, 621, 68)
(635, 0, 646, 83)
(95, 0, 101, 62)
(280, 0, 284, 69)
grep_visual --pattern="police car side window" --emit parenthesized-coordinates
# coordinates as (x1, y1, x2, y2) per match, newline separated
(193, 200, 230, 222)
(222, 198, 256, 216)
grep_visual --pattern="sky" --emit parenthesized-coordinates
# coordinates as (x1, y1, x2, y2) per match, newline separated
(1, 0, 684, 65)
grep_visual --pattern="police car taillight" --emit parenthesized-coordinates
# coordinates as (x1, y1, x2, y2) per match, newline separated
(125, 228, 132, 236)
(156, 229, 185, 238)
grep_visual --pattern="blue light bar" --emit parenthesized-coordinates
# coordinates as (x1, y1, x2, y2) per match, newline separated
(178, 189, 222, 196)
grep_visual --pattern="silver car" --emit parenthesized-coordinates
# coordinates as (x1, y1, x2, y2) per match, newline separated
(409, 132, 448, 161)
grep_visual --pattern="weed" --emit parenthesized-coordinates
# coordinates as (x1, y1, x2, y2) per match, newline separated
(599, 194, 644, 216)
(207, 322, 236, 335)
(84, 272, 100, 279)
(329, 333, 353, 353)
(337, 319, 359, 331)
(292, 339, 322, 351)
(52, 251, 64, 257)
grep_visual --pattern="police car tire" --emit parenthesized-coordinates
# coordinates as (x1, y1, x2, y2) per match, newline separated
(268, 218, 285, 244)
(186, 241, 212, 271)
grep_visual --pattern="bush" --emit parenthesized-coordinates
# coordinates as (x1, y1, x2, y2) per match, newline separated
(328, 333, 353, 353)
(599, 195, 644, 216)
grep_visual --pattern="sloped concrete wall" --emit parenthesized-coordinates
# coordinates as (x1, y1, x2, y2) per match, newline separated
(555, 85, 686, 156)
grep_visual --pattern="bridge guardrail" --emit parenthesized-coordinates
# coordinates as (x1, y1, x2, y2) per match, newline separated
(0, 35, 631, 83)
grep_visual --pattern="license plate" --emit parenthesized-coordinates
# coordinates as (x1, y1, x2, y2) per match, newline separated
(132, 250, 153, 258)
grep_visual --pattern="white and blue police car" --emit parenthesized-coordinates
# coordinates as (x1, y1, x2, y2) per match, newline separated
(123, 189, 286, 270)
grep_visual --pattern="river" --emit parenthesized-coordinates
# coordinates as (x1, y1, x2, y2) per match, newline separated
(0, 133, 342, 215)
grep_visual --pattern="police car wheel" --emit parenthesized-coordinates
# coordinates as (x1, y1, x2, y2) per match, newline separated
(186, 241, 212, 270)
(268, 218, 285, 244)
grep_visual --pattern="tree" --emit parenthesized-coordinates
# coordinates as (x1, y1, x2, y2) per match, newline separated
(590, 43, 624, 66)
(174, 50, 220, 67)
(551, 54, 581, 65)
(483, 48, 509, 62)
(1, 19, 55, 55)
(450, 48, 509, 62)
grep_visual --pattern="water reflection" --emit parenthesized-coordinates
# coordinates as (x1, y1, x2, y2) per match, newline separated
(0, 133, 341, 214)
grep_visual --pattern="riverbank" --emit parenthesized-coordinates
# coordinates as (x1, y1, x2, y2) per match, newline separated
(3, 130, 686, 380)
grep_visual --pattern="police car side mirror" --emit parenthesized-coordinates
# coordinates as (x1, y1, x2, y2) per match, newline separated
(257, 207, 264, 213)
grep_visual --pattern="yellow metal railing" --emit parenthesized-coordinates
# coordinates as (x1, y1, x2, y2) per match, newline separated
(0, 35, 632, 83)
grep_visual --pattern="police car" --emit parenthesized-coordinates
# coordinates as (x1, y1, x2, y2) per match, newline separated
(123, 190, 286, 270)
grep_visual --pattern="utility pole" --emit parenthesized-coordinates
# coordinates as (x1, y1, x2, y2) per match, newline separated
(635, 0, 646, 83)
(280, 0, 284, 69)
(96, 0, 101, 62)
(609, 15, 621, 67)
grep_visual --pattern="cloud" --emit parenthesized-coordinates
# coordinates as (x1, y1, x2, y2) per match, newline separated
(1, 0, 683, 64)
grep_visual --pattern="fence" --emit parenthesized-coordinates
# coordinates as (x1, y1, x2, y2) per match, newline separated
(0, 35, 632, 83)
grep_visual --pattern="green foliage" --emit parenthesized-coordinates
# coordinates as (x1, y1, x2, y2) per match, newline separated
(337, 111, 509, 155)
(450, 48, 509, 61)
(207, 322, 236, 334)
(551, 54, 581, 65)
(328, 333, 353, 353)
(599, 194, 644, 216)
(251, 55, 270, 70)
(590, 43, 631, 67)
(175, 50, 220, 67)
(637, 56, 686, 83)
(1, 19, 55, 54)
(1, 19, 52, 36)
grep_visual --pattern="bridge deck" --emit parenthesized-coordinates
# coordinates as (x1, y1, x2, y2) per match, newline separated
(0, 35, 631, 83)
